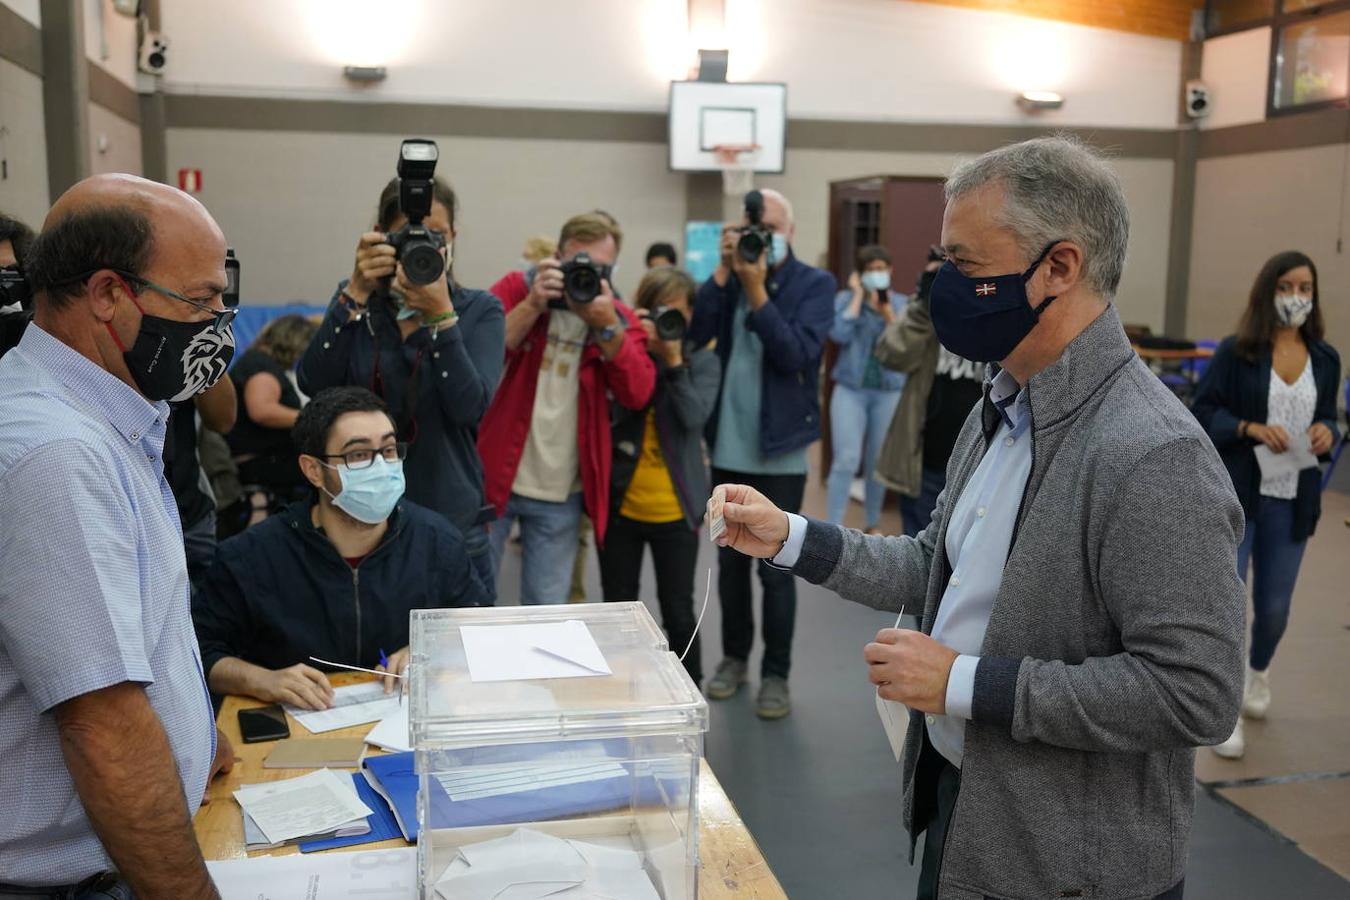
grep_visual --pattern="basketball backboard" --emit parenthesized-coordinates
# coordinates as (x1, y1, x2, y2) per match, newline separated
(668, 81, 787, 173)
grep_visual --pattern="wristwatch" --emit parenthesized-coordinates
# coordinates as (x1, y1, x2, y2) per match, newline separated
(591, 317, 626, 343)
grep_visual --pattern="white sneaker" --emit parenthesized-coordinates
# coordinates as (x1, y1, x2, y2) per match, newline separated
(1243, 666, 1271, 720)
(1213, 719, 1245, 759)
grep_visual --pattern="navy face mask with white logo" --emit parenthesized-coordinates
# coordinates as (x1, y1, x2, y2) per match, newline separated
(929, 242, 1061, 363)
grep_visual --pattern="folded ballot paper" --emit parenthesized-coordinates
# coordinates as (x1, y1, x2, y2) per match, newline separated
(435, 828, 659, 900)
(206, 847, 415, 899)
(234, 768, 373, 847)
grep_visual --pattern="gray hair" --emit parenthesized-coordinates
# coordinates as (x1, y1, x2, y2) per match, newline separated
(945, 136, 1129, 298)
(759, 188, 795, 227)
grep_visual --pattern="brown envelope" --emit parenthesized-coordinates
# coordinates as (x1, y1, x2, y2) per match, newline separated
(262, 738, 367, 769)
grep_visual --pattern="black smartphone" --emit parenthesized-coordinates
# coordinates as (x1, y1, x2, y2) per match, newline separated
(237, 705, 290, 743)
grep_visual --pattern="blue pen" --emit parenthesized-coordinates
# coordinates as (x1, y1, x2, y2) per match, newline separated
(378, 648, 389, 671)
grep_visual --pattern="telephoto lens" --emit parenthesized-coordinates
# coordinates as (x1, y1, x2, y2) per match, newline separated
(653, 306, 686, 341)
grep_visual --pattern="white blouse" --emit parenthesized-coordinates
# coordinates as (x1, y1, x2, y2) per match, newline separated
(1261, 357, 1317, 500)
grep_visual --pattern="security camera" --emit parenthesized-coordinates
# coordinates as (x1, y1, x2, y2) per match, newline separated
(138, 31, 168, 75)
(1185, 80, 1211, 119)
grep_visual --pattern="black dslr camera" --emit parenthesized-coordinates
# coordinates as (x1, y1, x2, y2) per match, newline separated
(735, 190, 772, 264)
(0, 266, 33, 358)
(652, 306, 686, 341)
(559, 252, 611, 305)
(385, 139, 447, 286)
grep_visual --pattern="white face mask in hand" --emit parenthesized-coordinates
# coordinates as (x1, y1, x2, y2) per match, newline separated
(1274, 293, 1311, 329)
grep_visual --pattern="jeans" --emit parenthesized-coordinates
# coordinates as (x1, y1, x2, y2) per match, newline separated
(463, 523, 498, 606)
(598, 515, 703, 684)
(1236, 496, 1307, 671)
(900, 466, 947, 537)
(826, 384, 902, 529)
(488, 491, 584, 605)
(181, 510, 217, 600)
(711, 468, 805, 679)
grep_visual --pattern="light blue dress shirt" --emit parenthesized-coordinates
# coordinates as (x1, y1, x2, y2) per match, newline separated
(712, 296, 809, 475)
(0, 325, 215, 885)
(777, 367, 1031, 768)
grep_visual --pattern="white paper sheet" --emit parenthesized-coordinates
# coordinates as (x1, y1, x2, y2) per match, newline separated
(364, 704, 411, 753)
(1254, 433, 1319, 482)
(461, 620, 611, 683)
(435, 760, 628, 802)
(206, 847, 416, 899)
(435, 829, 661, 900)
(875, 609, 909, 762)
(286, 680, 401, 734)
(233, 768, 373, 845)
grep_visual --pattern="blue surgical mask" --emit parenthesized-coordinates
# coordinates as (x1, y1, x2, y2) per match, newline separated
(929, 243, 1060, 363)
(861, 271, 891, 292)
(771, 234, 789, 266)
(321, 456, 406, 524)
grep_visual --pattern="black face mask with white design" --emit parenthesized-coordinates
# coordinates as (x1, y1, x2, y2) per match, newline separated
(112, 311, 235, 402)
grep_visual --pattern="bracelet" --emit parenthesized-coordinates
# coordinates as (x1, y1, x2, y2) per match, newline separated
(339, 289, 367, 314)
(1239, 421, 1249, 439)
(424, 309, 458, 327)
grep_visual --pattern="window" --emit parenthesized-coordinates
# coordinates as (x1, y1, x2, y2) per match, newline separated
(1207, 0, 1275, 35)
(849, 200, 880, 253)
(1270, 7, 1350, 113)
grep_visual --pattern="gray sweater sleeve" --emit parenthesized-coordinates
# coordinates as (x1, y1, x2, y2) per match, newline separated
(974, 438, 1247, 752)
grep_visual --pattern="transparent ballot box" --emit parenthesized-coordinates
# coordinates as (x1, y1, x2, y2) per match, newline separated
(409, 602, 709, 900)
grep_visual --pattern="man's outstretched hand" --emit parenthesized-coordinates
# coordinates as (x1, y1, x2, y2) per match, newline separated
(708, 483, 790, 559)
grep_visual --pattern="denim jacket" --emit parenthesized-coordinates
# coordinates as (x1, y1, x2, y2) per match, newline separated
(829, 289, 908, 392)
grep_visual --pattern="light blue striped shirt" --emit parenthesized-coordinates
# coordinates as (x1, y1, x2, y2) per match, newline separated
(776, 367, 1031, 768)
(0, 325, 215, 885)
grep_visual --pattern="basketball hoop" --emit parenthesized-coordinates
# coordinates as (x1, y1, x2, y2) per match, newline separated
(711, 143, 759, 197)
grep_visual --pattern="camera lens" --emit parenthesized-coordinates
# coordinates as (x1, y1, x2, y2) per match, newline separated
(736, 229, 766, 264)
(654, 307, 686, 342)
(564, 266, 601, 304)
(401, 241, 446, 285)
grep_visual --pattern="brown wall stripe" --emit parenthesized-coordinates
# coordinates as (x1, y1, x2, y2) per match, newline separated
(0, 3, 43, 78)
(88, 62, 140, 125)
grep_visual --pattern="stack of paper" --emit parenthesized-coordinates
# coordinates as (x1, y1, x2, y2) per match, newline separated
(435, 828, 659, 900)
(435, 760, 628, 802)
(206, 847, 415, 899)
(364, 704, 410, 753)
(285, 681, 401, 734)
(234, 769, 373, 848)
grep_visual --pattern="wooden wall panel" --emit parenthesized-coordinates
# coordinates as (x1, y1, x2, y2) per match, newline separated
(904, 0, 1202, 40)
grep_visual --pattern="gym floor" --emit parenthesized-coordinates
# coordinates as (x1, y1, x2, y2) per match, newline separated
(496, 458, 1350, 899)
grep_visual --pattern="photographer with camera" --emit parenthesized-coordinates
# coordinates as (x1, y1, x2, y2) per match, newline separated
(599, 267, 720, 684)
(298, 140, 504, 601)
(480, 213, 655, 605)
(0, 211, 36, 357)
(688, 188, 835, 719)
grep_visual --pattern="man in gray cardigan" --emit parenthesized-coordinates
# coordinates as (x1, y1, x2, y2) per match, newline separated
(710, 137, 1245, 900)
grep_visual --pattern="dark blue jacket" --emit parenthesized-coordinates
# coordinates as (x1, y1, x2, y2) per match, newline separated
(297, 283, 504, 539)
(688, 252, 836, 457)
(192, 499, 491, 680)
(1192, 336, 1341, 541)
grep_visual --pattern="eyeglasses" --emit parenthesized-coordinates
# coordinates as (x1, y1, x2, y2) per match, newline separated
(115, 271, 238, 335)
(319, 442, 409, 470)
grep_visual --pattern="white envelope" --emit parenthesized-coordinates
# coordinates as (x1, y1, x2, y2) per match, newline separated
(461, 621, 612, 683)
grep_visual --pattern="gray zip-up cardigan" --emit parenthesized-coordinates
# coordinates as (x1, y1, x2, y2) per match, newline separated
(788, 305, 1246, 900)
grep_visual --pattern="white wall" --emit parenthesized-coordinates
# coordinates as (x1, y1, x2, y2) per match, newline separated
(1199, 27, 1270, 130)
(88, 102, 142, 176)
(165, 127, 687, 304)
(0, 58, 50, 225)
(83, 0, 140, 87)
(160, 0, 1182, 129)
(2, 0, 39, 27)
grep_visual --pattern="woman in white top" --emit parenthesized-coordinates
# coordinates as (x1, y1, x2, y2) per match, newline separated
(1193, 250, 1341, 759)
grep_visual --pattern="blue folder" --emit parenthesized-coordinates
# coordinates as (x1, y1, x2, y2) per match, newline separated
(298, 771, 406, 853)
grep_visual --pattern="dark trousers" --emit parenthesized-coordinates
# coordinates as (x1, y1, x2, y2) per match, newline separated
(710, 468, 805, 680)
(598, 514, 703, 684)
(1236, 496, 1306, 671)
(915, 756, 1186, 900)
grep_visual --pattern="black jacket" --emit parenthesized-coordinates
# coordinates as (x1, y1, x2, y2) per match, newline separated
(1192, 335, 1341, 540)
(193, 499, 491, 679)
(688, 251, 836, 457)
(609, 346, 721, 531)
(297, 283, 505, 537)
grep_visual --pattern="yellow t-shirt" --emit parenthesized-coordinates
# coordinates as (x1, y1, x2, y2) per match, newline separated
(619, 409, 684, 523)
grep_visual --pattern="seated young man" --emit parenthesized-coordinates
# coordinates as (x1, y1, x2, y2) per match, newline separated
(193, 386, 491, 709)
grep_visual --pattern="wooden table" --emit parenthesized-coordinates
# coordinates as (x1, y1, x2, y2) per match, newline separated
(195, 674, 786, 899)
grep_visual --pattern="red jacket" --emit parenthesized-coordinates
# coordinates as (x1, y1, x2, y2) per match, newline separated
(478, 270, 655, 546)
